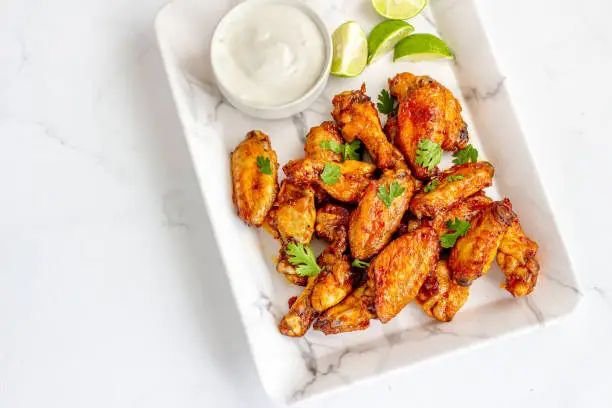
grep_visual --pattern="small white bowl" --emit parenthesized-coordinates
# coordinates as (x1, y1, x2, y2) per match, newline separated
(210, 0, 332, 120)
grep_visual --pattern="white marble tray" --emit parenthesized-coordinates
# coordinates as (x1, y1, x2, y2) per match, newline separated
(154, 0, 580, 404)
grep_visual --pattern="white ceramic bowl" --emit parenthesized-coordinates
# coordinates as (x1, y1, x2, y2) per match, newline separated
(210, 0, 332, 120)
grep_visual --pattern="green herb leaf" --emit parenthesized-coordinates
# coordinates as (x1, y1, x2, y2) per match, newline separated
(445, 175, 465, 182)
(440, 218, 471, 248)
(452, 144, 479, 165)
(377, 89, 398, 115)
(415, 139, 443, 170)
(423, 180, 441, 193)
(343, 140, 362, 161)
(256, 156, 273, 175)
(321, 163, 341, 185)
(286, 242, 322, 277)
(377, 181, 406, 207)
(352, 259, 370, 268)
(319, 140, 344, 155)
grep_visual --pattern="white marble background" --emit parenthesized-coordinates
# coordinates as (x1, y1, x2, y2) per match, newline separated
(0, 0, 610, 407)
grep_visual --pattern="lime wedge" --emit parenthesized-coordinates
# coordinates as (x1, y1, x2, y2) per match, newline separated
(331, 21, 368, 77)
(371, 0, 427, 20)
(367, 20, 414, 64)
(394, 33, 453, 62)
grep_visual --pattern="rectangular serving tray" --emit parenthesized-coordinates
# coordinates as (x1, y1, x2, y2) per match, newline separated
(155, 0, 580, 404)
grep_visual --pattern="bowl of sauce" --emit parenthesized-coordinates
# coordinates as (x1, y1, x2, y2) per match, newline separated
(211, 0, 332, 119)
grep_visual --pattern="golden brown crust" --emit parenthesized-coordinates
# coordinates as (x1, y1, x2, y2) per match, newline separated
(266, 181, 316, 245)
(315, 204, 350, 244)
(279, 277, 318, 337)
(304, 121, 344, 162)
(497, 217, 540, 296)
(313, 282, 376, 335)
(426, 192, 494, 237)
(310, 248, 354, 312)
(416, 260, 470, 322)
(230, 131, 279, 226)
(276, 250, 309, 287)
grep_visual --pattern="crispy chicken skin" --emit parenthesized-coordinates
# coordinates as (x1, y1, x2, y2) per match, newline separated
(315, 204, 351, 244)
(349, 168, 417, 260)
(450, 199, 517, 287)
(369, 227, 440, 323)
(266, 181, 316, 245)
(313, 282, 376, 335)
(279, 277, 318, 337)
(283, 158, 376, 204)
(417, 260, 470, 322)
(497, 217, 540, 296)
(426, 192, 493, 238)
(383, 112, 399, 145)
(231, 130, 279, 226)
(304, 121, 344, 162)
(410, 162, 494, 218)
(311, 246, 354, 312)
(390, 73, 469, 179)
(332, 84, 407, 170)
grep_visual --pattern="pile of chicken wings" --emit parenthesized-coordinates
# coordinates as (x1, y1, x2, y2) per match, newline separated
(231, 72, 540, 337)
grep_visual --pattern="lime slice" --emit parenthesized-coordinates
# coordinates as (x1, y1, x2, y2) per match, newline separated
(394, 33, 453, 62)
(371, 0, 427, 20)
(331, 21, 368, 77)
(367, 20, 414, 64)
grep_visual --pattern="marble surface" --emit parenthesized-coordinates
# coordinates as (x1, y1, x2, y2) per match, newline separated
(0, 0, 610, 407)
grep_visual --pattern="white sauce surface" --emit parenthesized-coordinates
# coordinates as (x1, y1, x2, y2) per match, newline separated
(212, 3, 326, 107)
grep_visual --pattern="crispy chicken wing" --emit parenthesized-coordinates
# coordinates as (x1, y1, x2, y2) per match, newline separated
(416, 260, 470, 322)
(349, 168, 417, 260)
(425, 192, 493, 237)
(390, 73, 469, 179)
(231, 130, 279, 226)
(315, 204, 351, 244)
(310, 247, 354, 312)
(304, 121, 344, 162)
(279, 277, 318, 337)
(369, 227, 440, 323)
(410, 162, 494, 218)
(283, 158, 376, 203)
(450, 199, 517, 286)
(313, 282, 376, 335)
(497, 216, 540, 296)
(332, 84, 407, 170)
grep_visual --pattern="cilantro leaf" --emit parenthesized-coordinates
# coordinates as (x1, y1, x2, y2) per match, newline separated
(440, 218, 471, 248)
(423, 180, 441, 193)
(319, 140, 343, 155)
(377, 89, 398, 115)
(286, 242, 322, 277)
(343, 140, 362, 161)
(452, 144, 479, 165)
(445, 175, 465, 182)
(377, 182, 406, 207)
(256, 156, 273, 175)
(352, 259, 370, 268)
(321, 163, 341, 185)
(415, 139, 443, 170)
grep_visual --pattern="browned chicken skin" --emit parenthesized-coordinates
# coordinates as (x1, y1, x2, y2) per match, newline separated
(313, 282, 376, 335)
(424, 192, 493, 238)
(410, 162, 494, 218)
(417, 260, 470, 322)
(310, 246, 354, 312)
(279, 277, 318, 337)
(231, 130, 279, 226)
(304, 121, 344, 162)
(315, 204, 351, 244)
(497, 216, 540, 296)
(450, 199, 517, 287)
(369, 227, 440, 323)
(266, 181, 316, 245)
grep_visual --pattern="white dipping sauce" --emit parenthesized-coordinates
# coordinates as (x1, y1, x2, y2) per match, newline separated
(212, 3, 326, 107)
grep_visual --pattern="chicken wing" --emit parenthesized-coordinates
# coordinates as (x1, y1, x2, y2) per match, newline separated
(266, 181, 316, 245)
(313, 282, 376, 335)
(332, 84, 407, 170)
(310, 247, 354, 312)
(279, 277, 318, 337)
(304, 121, 344, 162)
(416, 259, 470, 322)
(450, 199, 517, 286)
(390, 73, 469, 179)
(276, 253, 309, 287)
(315, 204, 351, 244)
(410, 162, 494, 218)
(231, 130, 279, 226)
(425, 192, 493, 237)
(349, 168, 417, 260)
(283, 158, 376, 204)
(369, 227, 440, 323)
(497, 217, 540, 296)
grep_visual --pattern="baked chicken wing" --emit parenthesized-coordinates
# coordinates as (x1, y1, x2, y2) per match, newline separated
(497, 216, 540, 296)
(450, 199, 517, 286)
(426, 192, 493, 238)
(315, 204, 351, 244)
(279, 277, 318, 337)
(304, 121, 344, 162)
(266, 180, 316, 245)
(231, 130, 279, 226)
(416, 259, 470, 322)
(313, 282, 376, 335)
(310, 246, 354, 312)
(369, 227, 440, 323)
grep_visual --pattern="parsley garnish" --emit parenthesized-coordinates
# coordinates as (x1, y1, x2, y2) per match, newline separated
(256, 156, 272, 175)
(377, 182, 406, 207)
(415, 139, 443, 170)
(320, 140, 362, 161)
(452, 145, 478, 165)
(440, 219, 471, 248)
(445, 175, 465, 182)
(352, 259, 370, 269)
(377, 89, 398, 115)
(423, 180, 441, 193)
(286, 242, 322, 277)
(321, 163, 341, 185)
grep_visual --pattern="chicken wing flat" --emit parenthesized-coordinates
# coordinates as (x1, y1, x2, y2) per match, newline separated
(497, 217, 540, 296)
(369, 227, 440, 323)
(349, 168, 417, 261)
(304, 121, 344, 162)
(231, 130, 279, 226)
(313, 282, 376, 335)
(310, 247, 354, 312)
(410, 162, 494, 218)
(390, 73, 469, 179)
(266, 180, 316, 245)
(417, 260, 469, 322)
(450, 199, 517, 286)
(279, 277, 318, 337)
(283, 158, 376, 203)
(315, 204, 351, 244)
(332, 84, 407, 170)
(425, 192, 493, 238)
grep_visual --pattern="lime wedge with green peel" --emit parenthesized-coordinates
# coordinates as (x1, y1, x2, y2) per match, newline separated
(367, 20, 414, 64)
(394, 33, 454, 62)
(371, 0, 427, 20)
(331, 21, 368, 77)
